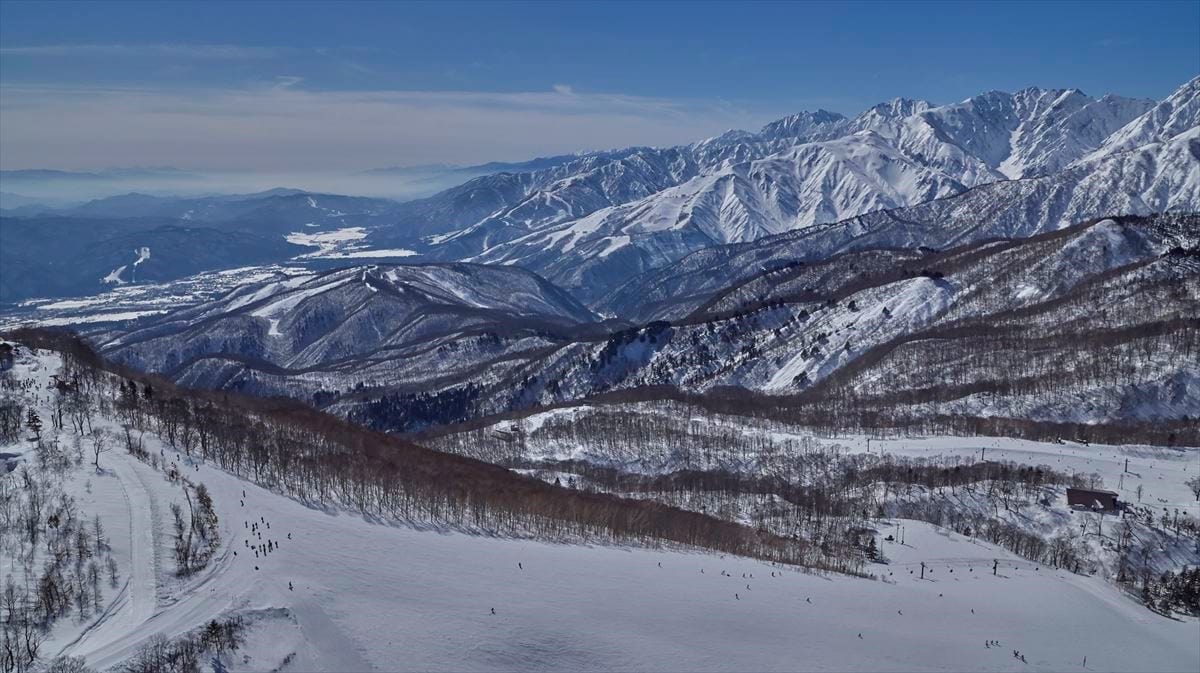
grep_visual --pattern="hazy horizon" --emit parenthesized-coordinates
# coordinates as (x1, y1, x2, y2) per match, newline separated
(2, 0, 1197, 178)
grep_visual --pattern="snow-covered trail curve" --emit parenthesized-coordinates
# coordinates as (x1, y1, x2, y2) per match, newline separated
(63, 458, 272, 671)
(57, 455, 159, 662)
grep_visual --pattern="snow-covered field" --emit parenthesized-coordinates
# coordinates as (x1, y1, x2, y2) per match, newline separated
(491, 405, 1200, 517)
(824, 433, 1200, 519)
(286, 227, 417, 260)
(3, 352, 1198, 672)
(2, 265, 297, 330)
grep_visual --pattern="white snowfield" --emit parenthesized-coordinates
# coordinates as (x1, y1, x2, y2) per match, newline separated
(5, 265, 297, 331)
(4, 352, 1198, 672)
(286, 227, 417, 260)
(785, 432, 1200, 523)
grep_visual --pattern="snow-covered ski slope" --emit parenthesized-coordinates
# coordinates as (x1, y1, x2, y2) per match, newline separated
(3, 351, 1198, 672)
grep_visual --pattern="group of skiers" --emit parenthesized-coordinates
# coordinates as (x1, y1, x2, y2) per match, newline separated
(244, 515, 281, 561)
(235, 491, 296, 594)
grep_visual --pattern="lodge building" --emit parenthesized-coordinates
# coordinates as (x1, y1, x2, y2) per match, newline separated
(1066, 487, 1120, 512)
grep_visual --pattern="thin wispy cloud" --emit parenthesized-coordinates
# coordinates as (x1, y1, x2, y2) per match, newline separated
(0, 83, 773, 172)
(0, 43, 283, 59)
(272, 76, 305, 90)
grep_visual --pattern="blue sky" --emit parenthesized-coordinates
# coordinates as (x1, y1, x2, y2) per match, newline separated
(1, 0, 1196, 172)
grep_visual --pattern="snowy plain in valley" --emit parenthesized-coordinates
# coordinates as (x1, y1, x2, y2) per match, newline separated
(2, 351, 1198, 672)
(2, 265, 301, 331)
(286, 227, 417, 260)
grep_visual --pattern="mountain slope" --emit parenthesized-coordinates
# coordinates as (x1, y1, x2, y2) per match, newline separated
(0, 190, 401, 303)
(468, 131, 970, 302)
(2, 82, 1183, 309)
(371, 111, 855, 257)
(0, 217, 305, 303)
(601, 129, 1200, 321)
(95, 263, 605, 411)
(391, 84, 1157, 271)
(439, 85, 1171, 303)
(870, 87, 1153, 180)
(91, 214, 1199, 439)
(455, 215, 1196, 435)
(1083, 75, 1200, 161)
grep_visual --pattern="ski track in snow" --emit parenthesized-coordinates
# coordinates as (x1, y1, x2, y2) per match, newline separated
(56, 450, 159, 664)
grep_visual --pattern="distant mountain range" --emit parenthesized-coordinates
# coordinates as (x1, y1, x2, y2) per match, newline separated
(446, 81, 1194, 302)
(0, 167, 199, 182)
(5, 77, 1198, 437)
(4, 78, 1196, 308)
(88, 213, 1198, 435)
(95, 263, 610, 404)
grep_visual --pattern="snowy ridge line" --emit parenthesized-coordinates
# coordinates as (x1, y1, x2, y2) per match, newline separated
(456, 81, 1195, 304)
(678, 217, 1105, 325)
(598, 126, 1199, 321)
(681, 206, 1189, 326)
(454, 217, 1195, 441)
(6, 79, 1196, 311)
(75, 215, 1198, 441)
(83, 261, 618, 402)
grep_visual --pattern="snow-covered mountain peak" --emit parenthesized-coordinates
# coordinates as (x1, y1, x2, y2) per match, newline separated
(758, 109, 850, 142)
(1011, 86, 1089, 110)
(312, 79, 1197, 313)
(1083, 76, 1200, 161)
(858, 97, 935, 121)
(693, 128, 757, 149)
(889, 85, 1157, 179)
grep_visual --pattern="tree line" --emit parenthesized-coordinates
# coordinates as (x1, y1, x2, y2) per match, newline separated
(6, 328, 847, 574)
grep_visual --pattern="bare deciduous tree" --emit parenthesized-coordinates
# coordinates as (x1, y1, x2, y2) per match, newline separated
(91, 429, 112, 470)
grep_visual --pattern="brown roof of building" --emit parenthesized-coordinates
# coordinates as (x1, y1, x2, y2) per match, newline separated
(1067, 487, 1118, 496)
